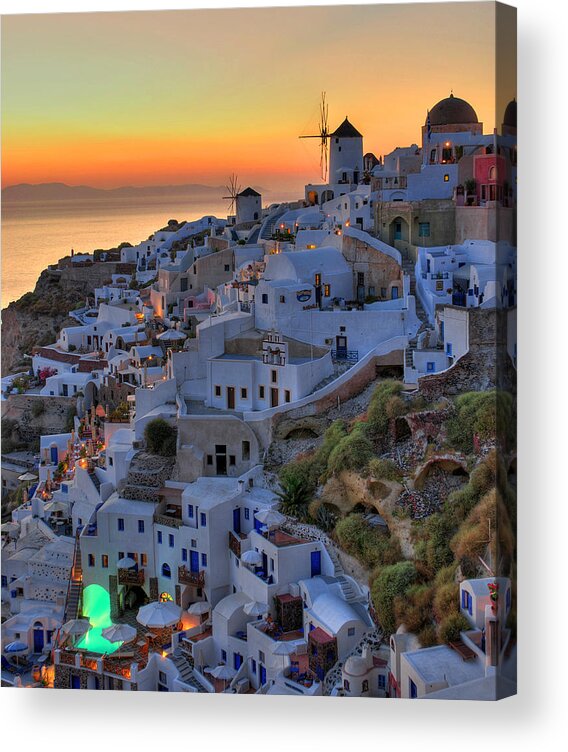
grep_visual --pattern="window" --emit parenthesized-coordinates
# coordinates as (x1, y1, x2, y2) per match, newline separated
(259, 385, 265, 399)
(200, 513, 207, 527)
(270, 558, 275, 572)
(138, 520, 145, 533)
(315, 273, 322, 286)
(162, 563, 171, 578)
(362, 680, 369, 692)
(409, 679, 418, 698)
(443, 173, 450, 182)
(271, 370, 277, 383)
(168, 534, 174, 548)
(242, 441, 250, 461)
(261, 294, 268, 304)
(88, 554, 95, 567)
(158, 671, 167, 684)
(180, 278, 188, 292)
(446, 342, 453, 356)
(343, 679, 350, 691)
(324, 284, 331, 297)
(244, 508, 250, 520)
(378, 674, 386, 690)
(118, 552, 124, 560)
(340, 326, 346, 333)
(141, 554, 148, 567)
(348, 627, 355, 637)
(182, 548, 188, 562)
(187, 504, 194, 518)
(101, 555, 108, 568)
(224, 264, 230, 272)
(240, 387, 247, 399)
(279, 295, 286, 304)
(221, 650, 227, 662)
(191, 538, 197, 548)
(229, 455, 236, 466)
(214, 385, 221, 397)
(157, 531, 163, 544)
(201, 553, 208, 567)
(284, 390, 291, 403)
(427, 362, 435, 373)
(418, 222, 430, 237)
(259, 651, 265, 663)
(206, 455, 213, 465)
(117, 518, 125, 531)
(252, 659, 257, 674)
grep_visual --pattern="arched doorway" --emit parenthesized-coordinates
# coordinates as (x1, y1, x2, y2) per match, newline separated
(389, 217, 409, 247)
(307, 191, 319, 206)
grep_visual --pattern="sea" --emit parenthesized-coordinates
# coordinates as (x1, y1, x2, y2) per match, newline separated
(0, 190, 297, 309)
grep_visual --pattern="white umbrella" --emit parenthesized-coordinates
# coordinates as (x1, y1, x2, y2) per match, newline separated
(4, 641, 28, 653)
(255, 508, 286, 528)
(241, 550, 262, 566)
(188, 602, 210, 616)
(44, 500, 68, 513)
(62, 619, 91, 637)
(272, 641, 297, 656)
(209, 664, 237, 681)
(18, 472, 38, 482)
(117, 556, 137, 569)
(102, 624, 137, 644)
(157, 329, 186, 341)
(243, 601, 268, 617)
(1, 521, 20, 534)
(137, 601, 181, 629)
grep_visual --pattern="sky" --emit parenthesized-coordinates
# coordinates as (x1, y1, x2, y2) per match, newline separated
(1, 2, 512, 194)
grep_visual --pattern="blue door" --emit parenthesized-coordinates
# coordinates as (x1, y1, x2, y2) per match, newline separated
(254, 515, 263, 532)
(391, 286, 399, 300)
(71, 675, 81, 689)
(260, 665, 266, 686)
(33, 627, 44, 653)
(190, 550, 199, 573)
(234, 653, 243, 670)
(50, 445, 58, 465)
(233, 508, 241, 535)
(311, 551, 321, 577)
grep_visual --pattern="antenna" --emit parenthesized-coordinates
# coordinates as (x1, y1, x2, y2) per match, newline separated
(222, 173, 241, 216)
(299, 92, 330, 181)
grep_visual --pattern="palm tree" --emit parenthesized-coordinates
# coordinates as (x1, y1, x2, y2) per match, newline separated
(274, 476, 312, 519)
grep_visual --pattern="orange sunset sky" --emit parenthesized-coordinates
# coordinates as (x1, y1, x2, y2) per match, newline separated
(1, 3, 512, 194)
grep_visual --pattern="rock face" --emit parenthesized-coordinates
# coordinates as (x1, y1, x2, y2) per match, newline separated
(120, 451, 176, 502)
(1, 261, 134, 375)
(1, 394, 76, 444)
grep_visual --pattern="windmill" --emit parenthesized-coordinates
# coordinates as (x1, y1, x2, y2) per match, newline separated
(299, 92, 330, 181)
(223, 173, 242, 217)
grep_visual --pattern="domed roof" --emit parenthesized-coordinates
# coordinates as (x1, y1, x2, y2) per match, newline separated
(344, 655, 369, 677)
(503, 99, 517, 128)
(427, 93, 479, 126)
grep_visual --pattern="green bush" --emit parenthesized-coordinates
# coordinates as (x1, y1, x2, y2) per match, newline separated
(366, 380, 403, 440)
(446, 390, 515, 453)
(370, 561, 417, 634)
(144, 418, 177, 457)
(335, 514, 401, 569)
(275, 470, 312, 519)
(424, 513, 455, 572)
(438, 612, 470, 644)
(327, 423, 373, 475)
(367, 457, 402, 482)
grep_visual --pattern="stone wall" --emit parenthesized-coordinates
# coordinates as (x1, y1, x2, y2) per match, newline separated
(1, 393, 76, 444)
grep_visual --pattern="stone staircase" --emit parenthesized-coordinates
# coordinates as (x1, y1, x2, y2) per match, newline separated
(64, 533, 83, 622)
(121, 451, 175, 502)
(402, 256, 434, 373)
(171, 649, 209, 692)
(260, 208, 287, 240)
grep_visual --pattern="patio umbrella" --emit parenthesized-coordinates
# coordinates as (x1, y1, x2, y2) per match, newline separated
(188, 602, 210, 616)
(102, 624, 137, 644)
(209, 663, 237, 690)
(241, 550, 262, 566)
(44, 500, 68, 514)
(137, 601, 181, 629)
(117, 556, 137, 569)
(243, 601, 268, 617)
(61, 619, 91, 637)
(157, 328, 186, 341)
(1, 521, 20, 534)
(4, 641, 28, 653)
(255, 508, 286, 528)
(272, 641, 297, 656)
(18, 472, 38, 482)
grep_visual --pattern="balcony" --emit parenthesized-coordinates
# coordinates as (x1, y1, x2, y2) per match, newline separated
(118, 567, 145, 586)
(228, 530, 247, 558)
(178, 566, 205, 588)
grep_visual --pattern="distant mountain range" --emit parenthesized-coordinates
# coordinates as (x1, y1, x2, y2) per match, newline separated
(2, 182, 264, 202)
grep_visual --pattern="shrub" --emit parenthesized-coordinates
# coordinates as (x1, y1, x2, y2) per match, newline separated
(432, 582, 459, 622)
(438, 613, 470, 644)
(393, 584, 433, 634)
(335, 514, 401, 569)
(366, 380, 403, 440)
(312, 502, 340, 532)
(144, 418, 177, 457)
(424, 513, 455, 572)
(367, 457, 402, 482)
(31, 400, 46, 418)
(275, 471, 312, 519)
(327, 423, 373, 475)
(446, 391, 514, 453)
(370, 561, 417, 634)
(418, 624, 438, 647)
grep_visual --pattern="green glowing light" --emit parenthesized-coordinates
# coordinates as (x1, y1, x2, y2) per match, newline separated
(77, 584, 123, 654)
